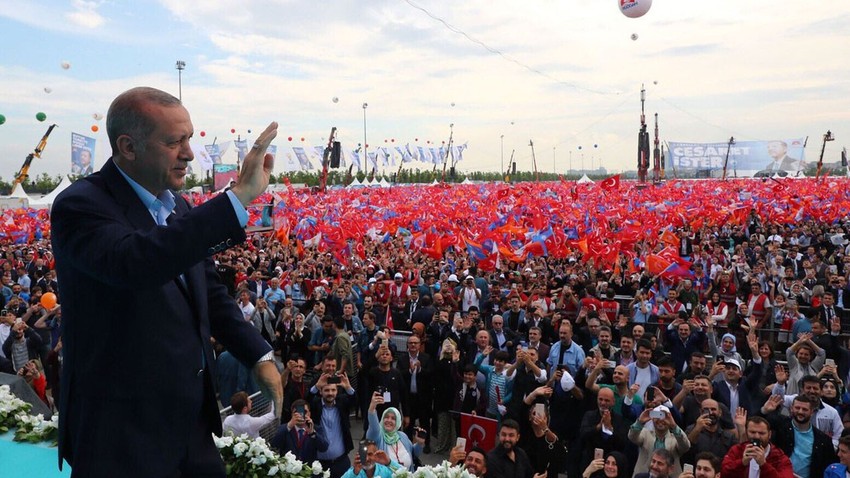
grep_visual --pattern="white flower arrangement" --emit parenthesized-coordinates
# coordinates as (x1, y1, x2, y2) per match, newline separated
(0, 384, 33, 433)
(14, 412, 59, 444)
(391, 461, 473, 478)
(214, 432, 331, 478)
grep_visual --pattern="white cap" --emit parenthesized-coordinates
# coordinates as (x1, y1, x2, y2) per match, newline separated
(448, 274, 459, 283)
(465, 275, 474, 281)
(723, 358, 742, 369)
(394, 272, 403, 279)
(368, 277, 377, 284)
(376, 269, 386, 276)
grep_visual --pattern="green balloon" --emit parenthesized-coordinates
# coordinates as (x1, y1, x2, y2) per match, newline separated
(0, 114, 5, 125)
(36, 112, 47, 122)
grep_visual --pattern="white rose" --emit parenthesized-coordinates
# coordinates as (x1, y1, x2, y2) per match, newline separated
(311, 461, 323, 473)
(233, 442, 249, 457)
(268, 465, 280, 476)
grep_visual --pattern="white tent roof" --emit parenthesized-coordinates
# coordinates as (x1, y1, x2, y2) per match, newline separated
(577, 174, 594, 183)
(9, 183, 29, 198)
(348, 177, 362, 187)
(379, 178, 390, 188)
(461, 178, 472, 184)
(29, 175, 72, 208)
(431, 179, 439, 185)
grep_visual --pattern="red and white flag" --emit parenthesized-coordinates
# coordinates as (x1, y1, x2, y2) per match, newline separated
(459, 413, 498, 452)
(599, 174, 621, 191)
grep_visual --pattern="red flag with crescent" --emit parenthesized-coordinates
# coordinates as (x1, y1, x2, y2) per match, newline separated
(459, 413, 498, 452)
(599, 174, 621, 191)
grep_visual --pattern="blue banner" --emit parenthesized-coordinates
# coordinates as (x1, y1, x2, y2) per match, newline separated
(71, 133, 96, 175)
(669, 138, 807, 176)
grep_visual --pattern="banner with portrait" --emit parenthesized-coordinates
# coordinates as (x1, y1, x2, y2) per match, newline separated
(71, 133, 96, 176)
(669, 138, 807, 177)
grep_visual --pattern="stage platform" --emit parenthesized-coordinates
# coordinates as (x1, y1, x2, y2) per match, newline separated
(0, 431, 70, 477)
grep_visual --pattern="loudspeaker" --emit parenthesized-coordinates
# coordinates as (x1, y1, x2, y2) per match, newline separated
(330, 141, 341, 168)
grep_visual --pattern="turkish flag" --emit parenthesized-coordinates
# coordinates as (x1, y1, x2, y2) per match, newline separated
(459, 413, 498, 452)
(599, 174, 621, 191)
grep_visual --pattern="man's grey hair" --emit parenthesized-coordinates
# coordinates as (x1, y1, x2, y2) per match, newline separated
(106, 87, 181, 154)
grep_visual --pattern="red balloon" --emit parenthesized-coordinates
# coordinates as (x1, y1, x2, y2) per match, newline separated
(391, 139, 395, 143)
(200, 131, 206, 137)
(427, 141, 430, 144)
(384, 139, 388, 143)
(41, 292, 57, 309)
(365, 144, 369, 148)
(90, 125, 99, 132)
(415, 138, 419, 141)
(230, 128, 236, 133)
(300, 137, 305, 142)
(288, 136, 293, 141)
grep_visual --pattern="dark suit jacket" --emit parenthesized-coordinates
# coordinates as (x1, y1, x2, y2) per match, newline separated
(397, 352, 434, 400)
(711, 362, 763, 415)
(51, 159, 271, 476)
(311, 393, 354, 457)
(270, 424, 329, 463)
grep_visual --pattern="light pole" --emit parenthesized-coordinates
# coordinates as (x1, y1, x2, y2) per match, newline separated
(362, 102, 368, 173)
(175, 60, 186, 101)
(500, 134, 504, 174)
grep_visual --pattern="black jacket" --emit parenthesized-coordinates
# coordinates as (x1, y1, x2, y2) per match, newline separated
(767, 412, 837, 478)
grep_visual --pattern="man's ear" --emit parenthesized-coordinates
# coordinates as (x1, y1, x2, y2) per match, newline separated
(115, 135, 137, 161)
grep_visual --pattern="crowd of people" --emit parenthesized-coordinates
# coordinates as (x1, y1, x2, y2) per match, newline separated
(4, 208, 850, 478)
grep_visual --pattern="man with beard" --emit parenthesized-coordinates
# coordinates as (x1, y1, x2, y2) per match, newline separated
(585, 363, 642, 417)
(633, 449, 676, 478)
(681, 375, 735, 431)
(683, 399, 739, 464)
(449, 445, 489, 477)
(763, 395, 837, 478)
(486, 419, 545, 478)
(578, 387, 630, 472)
(721, 416, 794, 478)
(769, 372, 844, 449)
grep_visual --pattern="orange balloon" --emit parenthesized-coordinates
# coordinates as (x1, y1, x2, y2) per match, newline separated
(91, 125, 99, 132)
(41, 292, 58, 309)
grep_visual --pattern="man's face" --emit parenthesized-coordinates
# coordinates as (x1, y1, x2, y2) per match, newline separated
(291, 359, 306, 380)
(322, 358, 337, 375)
(796, 346, 813, 364)
(510, 297, 520, 311)
(407, 337, 420, 355)
(612, 366, 628, 385)
(824, 294, 835, 306)
(343, 303, 354, 317)
(476, 330, 489, 348)
(695, 459, 719, 478)
(838, 442, 850, 467)
(320, 383, 338, 404)
(468, 310, 479, 323)
(724, 364, 742, 382)
(802, 381, 822, 402)
(648, 453, 671, 478)
(559, 324, 572, 344)
(678, 324, 690, 339)
(321, 320, 333, 333)
(767, 141, 787, 160)
(439, 311, 450, 323)
(463, 371, 477, 385)
(632, 325, 644, 341)
(667, 290, 677, 302)
(587, 320, 600, 337)
(746, 421, 771, 447)
(363, 297, 373, 308)
(620, 337, 633, 354)
(636, 346, 651, 366)
(690, 355, 707, 372)
(464, 451, 487, 477)
(598, 330, 611, 347)
(659, 366, 675, 383)
(597, 389, 615, 410)
(528, 329, 541, 343)
(498, 427, 519, 450)
(791, 399, 813, 425)
(491, 317, 504, 332)
(433, 294, 444, 306)
(377, 348, 392, 365)
(129, 103, 194, 194)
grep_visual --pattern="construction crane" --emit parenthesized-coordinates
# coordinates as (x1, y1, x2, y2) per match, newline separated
(13, 124, 57, 192)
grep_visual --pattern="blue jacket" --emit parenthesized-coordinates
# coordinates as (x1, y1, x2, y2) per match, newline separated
(365, 411, 421, 471)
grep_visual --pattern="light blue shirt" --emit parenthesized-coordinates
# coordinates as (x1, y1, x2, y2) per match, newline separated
(115, 163, 248, 227)
(547, 339, 586, 376)
(790, 423, 814, 478)
(318, 403, 345, 460)
(341, 463, 394, 478)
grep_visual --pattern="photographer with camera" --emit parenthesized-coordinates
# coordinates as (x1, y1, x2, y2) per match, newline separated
(629, 405, 690, 476)
(2, 317, 43, 375)
(683, 399, 739, 464)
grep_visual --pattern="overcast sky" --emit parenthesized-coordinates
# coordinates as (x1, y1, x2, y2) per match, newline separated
(1, 0, 848, 179)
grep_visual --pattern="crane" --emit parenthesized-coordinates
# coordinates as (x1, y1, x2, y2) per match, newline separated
(13, 124, 57, 192)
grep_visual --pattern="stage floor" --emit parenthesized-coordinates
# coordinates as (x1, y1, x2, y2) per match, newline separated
(0, 431, 70, 477)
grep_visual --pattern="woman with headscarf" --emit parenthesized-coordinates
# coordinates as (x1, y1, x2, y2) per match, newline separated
(707, 331, 744, 366)
(581, 451, 629, 478)
(366, 392, 423, 471)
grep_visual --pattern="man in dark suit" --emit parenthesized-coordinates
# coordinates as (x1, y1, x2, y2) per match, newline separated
(397, 334, 434, 451)
(271, 400, 327, 462)
(51, 87, 282, 477)
(312, 377, 356, 478)
(711, 358, 762, 415)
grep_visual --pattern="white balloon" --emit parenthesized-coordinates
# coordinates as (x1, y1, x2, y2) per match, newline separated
(631, 33, 639, 41)
(619, 0, 652, 18)
(653, 80, 658, 85)
(451, 102, 456, 107)
(60, 61, 71, 70)
(92, 113, 103, 121)
(43, 87, 52, 93)
(332, 97, 339, 103)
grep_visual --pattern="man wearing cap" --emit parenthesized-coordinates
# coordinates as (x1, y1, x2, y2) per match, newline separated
(459, 275, 482, 313)
(387, 273, 411, 330)
(711, 355, 762, 415)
